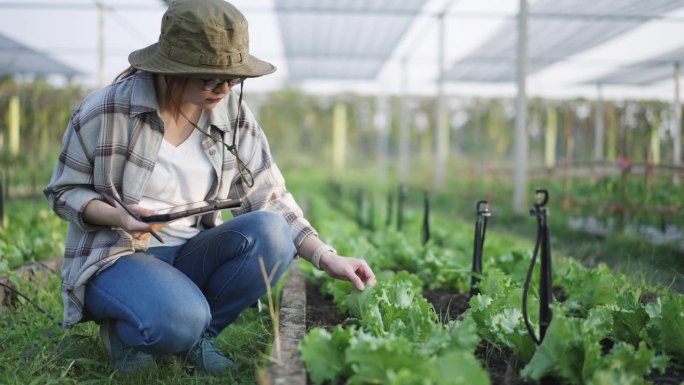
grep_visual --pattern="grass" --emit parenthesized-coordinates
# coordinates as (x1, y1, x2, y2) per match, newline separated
(0, 198, 67, 272)
(0, 266, 279, 385)
(0, 189, 291, 384)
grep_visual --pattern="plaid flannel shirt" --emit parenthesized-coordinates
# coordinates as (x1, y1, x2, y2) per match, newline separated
(44, 71, 316, 327)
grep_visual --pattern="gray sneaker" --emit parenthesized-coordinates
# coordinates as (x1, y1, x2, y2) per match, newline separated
(100, 320, 155, 374)
(184, 337, 233, 376)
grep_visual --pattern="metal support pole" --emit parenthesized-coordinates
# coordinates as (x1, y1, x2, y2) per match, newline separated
(98, 2, 106, 87)
(674, 62, 681, 185)
(434, 11, 447, 189)
(399, 57, 410, 184)
(513, 0, 529, 213)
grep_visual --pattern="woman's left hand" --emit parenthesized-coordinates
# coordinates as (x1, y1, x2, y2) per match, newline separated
(319, 252, 377, 291)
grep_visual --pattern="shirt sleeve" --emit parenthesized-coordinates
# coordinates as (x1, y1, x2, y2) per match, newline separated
(227, 102, 318, 247)
(43, 104, 105, 232)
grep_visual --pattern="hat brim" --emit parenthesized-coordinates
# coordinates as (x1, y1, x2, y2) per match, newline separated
(128, 43, 276, 78)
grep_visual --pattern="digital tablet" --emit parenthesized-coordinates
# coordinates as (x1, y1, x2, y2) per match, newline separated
(140, 198, 243, 223)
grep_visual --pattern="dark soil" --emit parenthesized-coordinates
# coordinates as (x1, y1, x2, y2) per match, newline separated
(421, 288, 470, 322)
(305, 279, 349, 332)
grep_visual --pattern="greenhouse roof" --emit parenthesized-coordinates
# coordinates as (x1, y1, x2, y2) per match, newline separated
(0, 0, 682, 99)
(445, 0, 684, 83)
(587, 45, 684, 85)
(274, 0, 428, 81)
(0, 32, 80, 78)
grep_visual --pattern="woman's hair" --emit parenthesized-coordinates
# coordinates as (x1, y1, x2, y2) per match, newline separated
(113, 66, 190, 119)
(164, 76, 190, 119)
(114, 66, 138, 83)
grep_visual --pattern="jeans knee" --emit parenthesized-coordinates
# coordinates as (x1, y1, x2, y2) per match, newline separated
(144, 300, 211, 353)
(250, 211, 296, 258)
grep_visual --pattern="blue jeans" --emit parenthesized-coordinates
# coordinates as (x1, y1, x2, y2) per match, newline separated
(84, 211, 295, 355)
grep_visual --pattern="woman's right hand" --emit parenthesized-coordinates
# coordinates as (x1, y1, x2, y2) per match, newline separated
(114, 203, 165, 240)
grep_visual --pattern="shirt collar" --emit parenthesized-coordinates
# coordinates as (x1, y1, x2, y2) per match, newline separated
(129, 71, 160, 116)
(207, 93, 234, 133)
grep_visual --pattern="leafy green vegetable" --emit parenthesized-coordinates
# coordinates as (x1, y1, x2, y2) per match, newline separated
(649, 294, 684, 362)
(299, 326, 355, 384)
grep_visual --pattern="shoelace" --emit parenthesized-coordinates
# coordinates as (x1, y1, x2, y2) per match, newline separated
(190, 338, 221, 360)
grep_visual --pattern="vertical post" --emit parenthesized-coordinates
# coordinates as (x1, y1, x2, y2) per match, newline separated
(7, 95, 20, 156)
(397, 183, 407, 232)
(0, 176, 4, 228)
(368, 194, 375, 232)
(606, 104, 617, 161)
(355, 189, 364, 228)
(513, 0, 529, 213)
(399, 58, 410, 184)
(538, 192, 552, 341)
(565, 110, 575, 165)
(434, 11, 448, 190)
(674, 62, 681, 185)
(421, 190, 430, 245)
(332, 102, 347, 178)
(545, 107, 557, 170)
(375, 93, 389, 184)
(594, 83, 605, 162)
(525, 189, 552, 344)
(98, 2, 106, 87)
(385, 191, 394, 228)
(650, 114, 661, 166)
(470, 201, 490, 299)
(3, 171, 9, 201)
(648, 112, 660, 192)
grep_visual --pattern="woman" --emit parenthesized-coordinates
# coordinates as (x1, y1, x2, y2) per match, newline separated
(44, 0, 376, 376)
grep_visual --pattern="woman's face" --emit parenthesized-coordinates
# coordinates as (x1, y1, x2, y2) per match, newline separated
(182, 78, 241, 110)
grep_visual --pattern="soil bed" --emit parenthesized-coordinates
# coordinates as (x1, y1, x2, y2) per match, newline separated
(305, 280, 349, 332)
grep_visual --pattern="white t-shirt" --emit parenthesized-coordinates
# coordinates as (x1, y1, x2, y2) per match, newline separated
(140, 112, 215, 247)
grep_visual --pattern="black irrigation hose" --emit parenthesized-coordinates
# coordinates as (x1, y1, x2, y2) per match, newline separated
(523, 214, 543, 346)
(0, 281, 60, 326)
(470, 201, 490, 299)
(34, 261, 58, 275)
(481, 216, 488, 246)
(1, 262, 61, 327)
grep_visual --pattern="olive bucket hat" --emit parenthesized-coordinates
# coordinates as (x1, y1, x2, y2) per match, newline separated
(128, 0, 276, 78)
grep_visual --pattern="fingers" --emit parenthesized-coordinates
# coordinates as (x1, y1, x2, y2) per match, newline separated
(355, 261, 377, 288)
(150, 223, 167, 232)
(130, 231, 151, 240)
(347, 259, 376, 291)
(129, 204, 156, 217)
(349, 273, 365, 291)
(323, 254, 377, 291)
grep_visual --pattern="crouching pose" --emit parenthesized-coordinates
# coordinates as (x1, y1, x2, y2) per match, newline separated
(44, 0, 376, 375)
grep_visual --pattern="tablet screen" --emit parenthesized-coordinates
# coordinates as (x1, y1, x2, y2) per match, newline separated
(140, 198, 242, 223)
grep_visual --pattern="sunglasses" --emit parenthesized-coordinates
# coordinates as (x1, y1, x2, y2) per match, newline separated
(201, 77, 244, 90)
